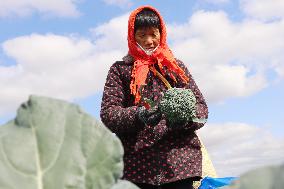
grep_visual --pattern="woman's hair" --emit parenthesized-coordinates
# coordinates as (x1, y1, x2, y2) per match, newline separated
(134, 8, 161, 33)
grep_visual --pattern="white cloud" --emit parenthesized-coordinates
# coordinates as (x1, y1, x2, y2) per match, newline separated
(90, 14, 128, 52)
(0, 40, 122, 117)
(241, 0, 284, 21)
(198, 122, 284, 176)
(0, 13, 129, 118)
(168, 10, 284, 102)
(0, 0, 80, 18)
(102, 0, 132, 8)
(274, 62, 284, 78)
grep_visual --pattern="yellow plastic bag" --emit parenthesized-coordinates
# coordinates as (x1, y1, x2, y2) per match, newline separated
(193, 135, 217, 189)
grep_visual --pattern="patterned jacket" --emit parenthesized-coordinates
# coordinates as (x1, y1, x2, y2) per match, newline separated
(100, 55, 208, 185)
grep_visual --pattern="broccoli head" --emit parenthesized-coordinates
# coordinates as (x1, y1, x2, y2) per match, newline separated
(159, 88, 197, 124)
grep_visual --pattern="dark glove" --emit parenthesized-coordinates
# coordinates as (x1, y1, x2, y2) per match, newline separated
(137, 106, 162, 126)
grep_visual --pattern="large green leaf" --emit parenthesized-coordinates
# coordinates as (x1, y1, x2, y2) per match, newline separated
(224, 164, 284, 189)
(0, 95, 138, 189)
(110, 180, 140, 189)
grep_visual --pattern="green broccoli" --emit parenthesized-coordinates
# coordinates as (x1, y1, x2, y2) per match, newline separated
(142, 68, 207, 125)
(159, 87, 198, 124)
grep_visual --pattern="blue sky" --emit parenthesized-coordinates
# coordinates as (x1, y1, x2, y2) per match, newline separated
(0, 0, 284, 177)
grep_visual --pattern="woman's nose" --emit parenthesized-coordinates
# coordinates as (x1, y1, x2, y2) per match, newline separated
(144, 36, 154, 45)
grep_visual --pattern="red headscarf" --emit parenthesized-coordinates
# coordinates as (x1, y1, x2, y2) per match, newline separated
(128, 5, 189, 104)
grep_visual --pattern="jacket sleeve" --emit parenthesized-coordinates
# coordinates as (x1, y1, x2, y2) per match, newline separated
(100, 62, 141, 134)
(172, 59, 209, 131)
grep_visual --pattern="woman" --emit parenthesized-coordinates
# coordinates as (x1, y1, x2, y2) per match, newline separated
(100, 5, 208, 189)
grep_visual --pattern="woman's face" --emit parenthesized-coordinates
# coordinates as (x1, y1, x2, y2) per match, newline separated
(135, 27, 160, 52)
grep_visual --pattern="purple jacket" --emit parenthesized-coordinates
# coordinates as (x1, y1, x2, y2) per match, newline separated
(100, 55, 208, 185)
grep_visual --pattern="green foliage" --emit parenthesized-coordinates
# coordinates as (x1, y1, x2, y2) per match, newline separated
(111, 180, 140, 189)
(0, 95, 139, 189)
(224, 164, 284, 189)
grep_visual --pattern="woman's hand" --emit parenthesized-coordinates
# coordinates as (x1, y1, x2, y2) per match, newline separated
(137, 106, 161, 126)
